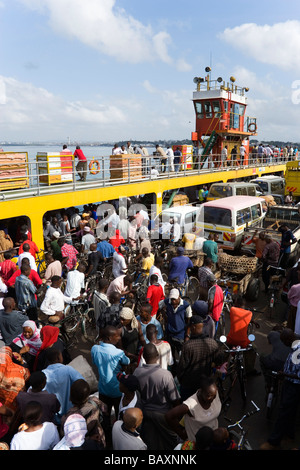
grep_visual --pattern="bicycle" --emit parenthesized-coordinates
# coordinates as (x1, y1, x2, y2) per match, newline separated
(225, 400, 260, 450)
(59, 293, 97, 347)
(267, 265, 286, 319)
(218, 334, 256, 407)
(214, 282, 234, 339)
(163, 268, 200, 303)
(35, 249, 47, 277)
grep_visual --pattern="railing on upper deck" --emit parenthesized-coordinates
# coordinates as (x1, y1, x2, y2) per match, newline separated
(0, 152, 291, 201)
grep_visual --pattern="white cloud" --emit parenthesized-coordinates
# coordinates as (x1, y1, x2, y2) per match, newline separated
(18, 0, 191, 69)
(219, 21, 300, 72)
(0, 75, 126, 139)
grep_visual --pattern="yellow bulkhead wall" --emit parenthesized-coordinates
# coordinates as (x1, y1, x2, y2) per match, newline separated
(0, 163, 286, 250)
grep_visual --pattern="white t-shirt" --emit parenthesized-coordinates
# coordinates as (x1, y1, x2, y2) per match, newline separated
(81, 233, 96, 252)
(149, 265, 166, 291)
(112, 252, 127, 278)
(138, 340, 173, 370)
(10, 422, 60, 450)
(18, 252, 37, 271)
(40, 287, 72, 316)
(183, 392, 222, 441)
(64, 270, 85, 300)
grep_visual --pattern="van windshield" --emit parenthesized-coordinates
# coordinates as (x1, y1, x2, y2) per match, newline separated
(208, 185, 232, 198)
(203, 207, 232, 226)
(254, 181, 268, 192)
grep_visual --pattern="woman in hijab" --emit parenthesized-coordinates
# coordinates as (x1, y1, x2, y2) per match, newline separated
(0, 346, 30, 411)
(60, 379, 106, 448)
(33, 325, 69, 372)
(10, 320, 42, 371)
(54, 413, 104, 450)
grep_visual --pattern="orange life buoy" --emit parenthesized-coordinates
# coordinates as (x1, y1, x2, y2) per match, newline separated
(247, 122, 257, 133)
(89, 159, 100, 175)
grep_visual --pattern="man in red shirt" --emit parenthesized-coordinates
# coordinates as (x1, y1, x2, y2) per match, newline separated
(7, 259, 43, 289)
(0, 251, 18, 284)
(18, 234, 39, 259)
(73, 145, 87, 181)
(146, 274, 165, 318)
(207, 274, 224, 322)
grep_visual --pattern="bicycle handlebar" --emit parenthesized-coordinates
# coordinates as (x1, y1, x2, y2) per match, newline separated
(224, 344, 254, 354)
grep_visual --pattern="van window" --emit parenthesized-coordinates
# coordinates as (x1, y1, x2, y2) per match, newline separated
(184, 211, 196, 230)
(208, 185, 232, 198)
(271, 181, 284, 192)
(236, 187, 247, 196)
(204, 207, 232, 226)
(251, 204, 261, 220)
(236, 208, 251, 226)
(247, 187, 256, 196)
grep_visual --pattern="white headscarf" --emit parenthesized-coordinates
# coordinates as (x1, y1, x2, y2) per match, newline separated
(53, 414, 87, 450)
(120, 307, 139, 330)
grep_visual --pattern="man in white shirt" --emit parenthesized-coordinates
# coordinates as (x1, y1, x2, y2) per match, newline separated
(171, 217, 181, 243)
(166, 146, 174, 172)
(239, 144, 247, 166)
(64, 263, 86, 301)
(18, 244, 37, 271)
(40, 275, 75, 323)
(80, 226, 96, 254)
(149, 257, 166, 293)
(150, 167, 159, 179)
(112, 144, 122, 155)
(112, 246, 127, 278)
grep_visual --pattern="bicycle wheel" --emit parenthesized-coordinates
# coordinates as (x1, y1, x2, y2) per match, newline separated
(62, 307, 80, 336)
(229, 430, 252, 450)
(182, 296, 192, 305)
(186, 276, 200, 303)
(82, 308, 97, 342)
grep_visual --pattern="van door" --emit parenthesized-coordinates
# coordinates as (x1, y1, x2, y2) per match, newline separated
(184, 211, 196, 233)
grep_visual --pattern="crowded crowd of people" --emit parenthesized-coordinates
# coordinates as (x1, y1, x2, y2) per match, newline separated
(0, 199, 299, 451)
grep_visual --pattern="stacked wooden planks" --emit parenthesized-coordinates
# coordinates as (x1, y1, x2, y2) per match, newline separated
(0, 152, 29, 190)
(109, 154, 143, 181)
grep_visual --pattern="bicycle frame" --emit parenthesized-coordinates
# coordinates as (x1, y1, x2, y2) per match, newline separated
(226, 401, 260, 450)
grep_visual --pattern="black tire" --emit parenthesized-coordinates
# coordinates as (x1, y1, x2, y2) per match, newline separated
(245, 278, 260, 301)
(62, 308, 79, 335)
(82, 308, 97, 342)
(187, 276, 200, 303)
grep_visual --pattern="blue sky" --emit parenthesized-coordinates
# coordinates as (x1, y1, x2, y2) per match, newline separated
(1, 0, 300, 143)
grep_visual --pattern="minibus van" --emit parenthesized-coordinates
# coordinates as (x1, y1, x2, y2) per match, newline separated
(251, 175, 285, 195)
(195, 196, 265, 251)
(206, 182, 259, 201)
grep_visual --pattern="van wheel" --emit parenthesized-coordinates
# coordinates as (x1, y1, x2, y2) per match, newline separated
(245, 278, 260, 301)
